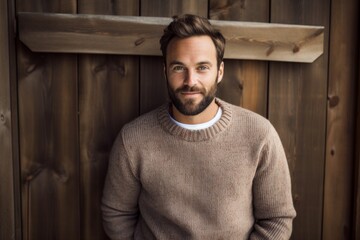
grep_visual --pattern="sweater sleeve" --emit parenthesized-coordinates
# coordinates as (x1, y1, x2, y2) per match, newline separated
(249, 124, 296, 240)
(101, 129, 141, 240)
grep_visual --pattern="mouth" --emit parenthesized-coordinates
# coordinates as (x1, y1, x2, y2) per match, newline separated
(181, 91, 201, 95)
(180, 91, 202, 98)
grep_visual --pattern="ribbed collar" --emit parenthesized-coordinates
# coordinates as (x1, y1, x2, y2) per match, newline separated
(157, 98, 232, 142)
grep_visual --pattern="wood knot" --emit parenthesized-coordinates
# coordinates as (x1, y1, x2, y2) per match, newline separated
(330, 147, 335, 156)
(0, 113, 5, 124)
(328, 95, 340, 108)
(266, 43, 274, 56)
(27, 64, 37, 73)
(135, 38, 145, 46)
(238, 82, 244, 91)
(293, 44, 300, 53)
(25, 166, 43, 182)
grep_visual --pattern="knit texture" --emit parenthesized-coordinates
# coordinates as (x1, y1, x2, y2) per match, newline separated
(102, 99, 296, 240)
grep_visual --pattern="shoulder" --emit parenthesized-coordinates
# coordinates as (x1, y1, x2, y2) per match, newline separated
(221, 100, 271, 130)
(218, 99, 278, 144)
(110, 105, 164, 156)
(233, 104, 269, 126)
(120, 104, 165, 141)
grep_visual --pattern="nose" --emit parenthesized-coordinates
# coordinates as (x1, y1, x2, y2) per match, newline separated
(184, 69, 198, 87)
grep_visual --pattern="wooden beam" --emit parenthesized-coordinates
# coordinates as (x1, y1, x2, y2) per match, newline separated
(18, 12, 324, 63)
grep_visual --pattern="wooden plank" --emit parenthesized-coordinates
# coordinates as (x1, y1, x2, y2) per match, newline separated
(268, 0, 330, 239)
(139, 0, 208, 114)
(323, 0, 359, 238)
(77, 1, 140, 240)
(141, 0, 208, 17)
(210, 0, 269, 116)
(17, 49, 80, 240)
(0, 0, 17, 239)
(210, 0, 269, 21)
(355, 50, 360, 239)
(16, 1, 79, 240)
(9, 1, 23, 239)
(18, 12, 324, 63)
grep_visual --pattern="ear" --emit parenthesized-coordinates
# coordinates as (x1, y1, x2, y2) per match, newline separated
(217, 61, 224, 84)
(163, 63, 167, 81)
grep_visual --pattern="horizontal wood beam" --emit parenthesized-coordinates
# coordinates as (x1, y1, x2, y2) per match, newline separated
(18, 12, 324, 63)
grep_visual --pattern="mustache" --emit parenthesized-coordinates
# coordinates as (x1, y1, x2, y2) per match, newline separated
(175, 85, 205, 93)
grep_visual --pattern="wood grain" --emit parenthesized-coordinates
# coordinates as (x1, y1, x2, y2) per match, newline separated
(16, 1, 79, 240)
(0, 0, 16, 239)
(355, 49, 360, 240)
(141, 0, 208, 17)
(78, 1, 140, 239)
(268, 0, 330, 239)
(18, 12, 324, 63)
(323, 0, 359, 238)
(17, 48, 80, 240)
(210, 0, 269, 116)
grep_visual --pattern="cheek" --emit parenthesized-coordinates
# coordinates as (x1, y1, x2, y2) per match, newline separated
(166, 76, 179, 92)
(203, 72, 218, 85)
(167, 73, 184, 87)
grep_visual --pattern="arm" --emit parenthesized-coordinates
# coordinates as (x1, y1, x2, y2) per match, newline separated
(249, 125, 296, 240)
(101, 130, 141, 240)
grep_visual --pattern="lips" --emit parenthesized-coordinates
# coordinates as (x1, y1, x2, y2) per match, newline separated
(181, 91, 201, 95)
(176, 86, 204, 95)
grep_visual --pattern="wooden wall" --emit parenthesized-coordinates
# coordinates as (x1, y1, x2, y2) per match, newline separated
(1, 0, 359, 239)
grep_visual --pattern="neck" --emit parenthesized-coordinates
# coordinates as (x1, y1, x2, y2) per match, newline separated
(171, 99, 219, 125)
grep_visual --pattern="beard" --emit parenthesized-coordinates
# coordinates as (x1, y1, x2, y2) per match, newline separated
(167, 76, 219, 116)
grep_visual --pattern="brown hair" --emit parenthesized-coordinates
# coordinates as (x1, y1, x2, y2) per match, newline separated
(160, 14, 226, 67)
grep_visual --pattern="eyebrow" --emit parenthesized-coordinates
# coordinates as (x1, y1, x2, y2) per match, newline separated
(197, 61, 213, 67)
(168, 61, 213, 67)
(169, 61, 184, 67)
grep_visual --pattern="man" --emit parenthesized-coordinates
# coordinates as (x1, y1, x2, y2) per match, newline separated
(102, 14, 296, 239)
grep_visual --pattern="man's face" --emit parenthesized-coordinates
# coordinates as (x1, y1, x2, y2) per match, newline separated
(165, 36, 224, 116)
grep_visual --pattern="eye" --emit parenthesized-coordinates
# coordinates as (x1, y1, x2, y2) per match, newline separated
(197, 65, 210, 71)
(172, 65, 185, 72)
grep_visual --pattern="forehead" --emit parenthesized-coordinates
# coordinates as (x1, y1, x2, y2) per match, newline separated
(166, 36, 217, 64)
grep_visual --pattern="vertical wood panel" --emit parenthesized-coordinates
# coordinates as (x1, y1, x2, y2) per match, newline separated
(17, 49, 79, 240)
(16, 1, 79, 240)
(354, 47, 360, 240)
(209, 0, 269, 116)
(324, 0, 359, 239)
(77, 1, 139, 239)
(269, 0, 330, 239)
(4, 0, 22, 239)
(139, 0, 208, 114)
(0, 0, 17, 239)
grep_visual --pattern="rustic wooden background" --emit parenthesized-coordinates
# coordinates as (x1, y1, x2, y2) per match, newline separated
(1, 0, 359, 239)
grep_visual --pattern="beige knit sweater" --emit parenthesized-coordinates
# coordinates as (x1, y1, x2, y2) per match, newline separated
(102, 99, 296, 240)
